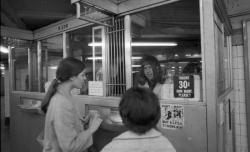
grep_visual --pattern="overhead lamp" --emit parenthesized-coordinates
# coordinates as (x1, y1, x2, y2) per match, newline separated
(132, 56, 142, 60)
(132, 65, 141, 68)
(88, 42, 103, 47)
(0, 66, 5, 70)
(88, 42, 177, 47)
(0, 46, 9, 53)
(86, 57, 103, 60)
(131, 42, 177, 47)
(49, 66, 57, 69)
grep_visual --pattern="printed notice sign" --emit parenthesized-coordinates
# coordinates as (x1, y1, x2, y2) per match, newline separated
(161, 104, 184, 129)
(174, 75, 194, 98)
(88, 81, 103, 96)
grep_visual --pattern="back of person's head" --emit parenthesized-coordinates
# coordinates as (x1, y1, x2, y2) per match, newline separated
(119, 87, 160, 134)
(41, 57, 85, 113)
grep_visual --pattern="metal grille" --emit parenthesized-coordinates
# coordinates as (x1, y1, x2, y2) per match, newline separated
(106, 17, 126, 96)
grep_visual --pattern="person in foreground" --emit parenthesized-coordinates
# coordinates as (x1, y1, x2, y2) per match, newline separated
(100, 87, 176, 152)
(41, 57, 102, 152)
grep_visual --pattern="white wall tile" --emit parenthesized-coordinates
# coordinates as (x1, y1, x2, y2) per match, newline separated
(238, 80, 245, 92)
(237, 46, 243, 57)
(241, 146, 248, 152)
(232, 47, 238, 57)
(237, 57, 244, 69)
(236, 124, 241, 135)
(233, 69, 239, 79)
(240, 114, 247, 125)
(239, 91, 246, 103)
(238, 69, 244, 80)
(232, 45, 248, 152)
(236, 145, 241, 152)
(233, 58, 238, 68)
(234, 90, 240, 102)
(239, 103, 246, 114)
(240, 125, 247, 135)
(236, 135, 242, 144)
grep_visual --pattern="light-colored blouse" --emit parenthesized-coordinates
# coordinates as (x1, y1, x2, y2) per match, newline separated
(100, 129, 176, 152)
(43, 93, 92, 152)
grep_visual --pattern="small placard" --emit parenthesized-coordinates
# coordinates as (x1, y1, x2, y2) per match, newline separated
(174, 75, 194, 98)
(161, 104, 184, 129)
(88, 81, 103, 96)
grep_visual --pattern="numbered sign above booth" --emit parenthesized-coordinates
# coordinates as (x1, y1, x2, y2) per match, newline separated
(174, 75, 194, 98)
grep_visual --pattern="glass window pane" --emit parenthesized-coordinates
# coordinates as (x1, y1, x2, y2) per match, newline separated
(67, 25, 104, 95)
(13, 47, 29, 91)
(41, 35, 63, 92)
(131, 1, 202, 100)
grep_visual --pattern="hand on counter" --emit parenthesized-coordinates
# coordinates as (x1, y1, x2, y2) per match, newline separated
(88, 111, 103, 134)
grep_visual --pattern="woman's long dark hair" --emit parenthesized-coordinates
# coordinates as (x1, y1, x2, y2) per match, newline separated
(41, 57, 85, 113)
(136, 55, 164, 90)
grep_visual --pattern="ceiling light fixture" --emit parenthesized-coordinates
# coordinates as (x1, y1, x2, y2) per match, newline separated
(88, 42, 103, 47)
(0, 46, 9, 53)
(86, 57, 103, 60)
(131, 42, 177, 47)
(49, 66, 58, 69)
(88, 42, 178, 47)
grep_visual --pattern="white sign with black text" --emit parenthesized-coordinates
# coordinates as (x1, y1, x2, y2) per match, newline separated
(161, 104, 184, 129)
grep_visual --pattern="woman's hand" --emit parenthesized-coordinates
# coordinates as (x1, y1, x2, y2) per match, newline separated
(88, 111, 103, 134)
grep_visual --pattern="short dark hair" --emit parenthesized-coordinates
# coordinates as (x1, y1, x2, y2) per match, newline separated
(119, 87, 160, 134)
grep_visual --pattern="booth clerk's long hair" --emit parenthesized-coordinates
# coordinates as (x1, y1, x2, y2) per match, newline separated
(135, 55, 164, 90)
(41, 57, 85, 113)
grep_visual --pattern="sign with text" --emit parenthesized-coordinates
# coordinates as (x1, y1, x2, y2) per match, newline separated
(88, 81, 103, 96)
(174, 75, 194, 98)
(161, 104, 184, 129)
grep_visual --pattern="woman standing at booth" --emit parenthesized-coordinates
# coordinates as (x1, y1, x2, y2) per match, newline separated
(41, 57, 102, 152)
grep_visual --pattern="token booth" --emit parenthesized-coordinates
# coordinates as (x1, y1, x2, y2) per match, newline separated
(4, 0, 234, 152)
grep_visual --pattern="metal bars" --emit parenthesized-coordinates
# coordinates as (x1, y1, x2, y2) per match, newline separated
(106, 17, 126, 96)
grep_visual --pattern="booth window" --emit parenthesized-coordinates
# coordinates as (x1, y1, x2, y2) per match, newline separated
(41, 35, 63, 92)
(67, 25, 105, 95)
(1, 37, 32, 91)
(131, 1, 202, 100)
(67, 18, 126, 96)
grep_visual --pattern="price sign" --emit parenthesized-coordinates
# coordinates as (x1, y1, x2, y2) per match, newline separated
(174, 75, 194, 98)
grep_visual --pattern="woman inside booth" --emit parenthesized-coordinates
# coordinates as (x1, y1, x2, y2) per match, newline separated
(41, 57, 102, 152)
(134, 55, 165, 97)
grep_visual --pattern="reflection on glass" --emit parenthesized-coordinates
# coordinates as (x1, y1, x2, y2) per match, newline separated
(67, 25, 104, 95)
(13, 47, 29, 91)
(41, 35, 63, 92)
(131, 1, 202, 100)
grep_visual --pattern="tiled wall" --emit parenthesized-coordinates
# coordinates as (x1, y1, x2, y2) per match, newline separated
(232, 45, 248, 152)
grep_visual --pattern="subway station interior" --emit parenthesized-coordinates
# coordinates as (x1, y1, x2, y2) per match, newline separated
(0, 0, 250, 152)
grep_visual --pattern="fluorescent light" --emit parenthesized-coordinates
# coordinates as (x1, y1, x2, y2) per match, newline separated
(160, 64, 165, 67)
(132, 65, 141, 68)
(86, 57, 103, 60)
(132, 56, 142, 60)
(89, 42, 177, 47)
(0, 46, 9, 53)
(131, 42, 177, 47)
(88, 42, 103, 47)
(49, 66, 57, 69)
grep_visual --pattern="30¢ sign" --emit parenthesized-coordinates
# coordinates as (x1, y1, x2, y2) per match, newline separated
(174, 75, 194, 98)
